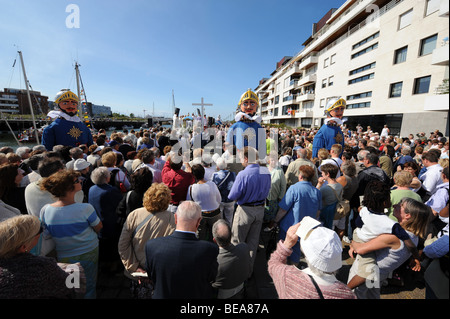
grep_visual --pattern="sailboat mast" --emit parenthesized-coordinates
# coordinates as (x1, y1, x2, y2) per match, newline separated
(18, 51, 39, 144)
(172, 90, 175, 115)
(75, 62, 82, 118)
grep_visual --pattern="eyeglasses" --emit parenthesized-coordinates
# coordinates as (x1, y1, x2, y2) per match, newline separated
(61, 101, 78, 106)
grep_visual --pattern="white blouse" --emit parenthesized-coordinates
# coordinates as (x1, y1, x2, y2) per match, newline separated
(187, 181, 221, 212)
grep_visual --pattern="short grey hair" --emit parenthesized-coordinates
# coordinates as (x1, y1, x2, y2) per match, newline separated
(32, 145, 47, 152)
(401, 146, 411, 155)
(90, 167, 110, 185)
(150, 147, 160, 157)
(69, 147, 84, 159)
(176, 200, 201, 222)
(212, 219, 231, 247)
(16, 146, 31, 158)
(297, 148, 308, 159)
(341, 161, 356, 177)
(357, 150, 369, 161)
(215, 157, 227, 170)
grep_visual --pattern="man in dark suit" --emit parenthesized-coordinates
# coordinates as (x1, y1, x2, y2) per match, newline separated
(145, 201, 219, 299)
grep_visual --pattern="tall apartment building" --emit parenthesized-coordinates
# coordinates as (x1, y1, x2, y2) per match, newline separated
(0, 88, 49, 115)
(255, 0, 449, 136)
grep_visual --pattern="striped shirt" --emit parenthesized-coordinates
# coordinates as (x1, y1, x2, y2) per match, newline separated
(42, 203, 100, 258)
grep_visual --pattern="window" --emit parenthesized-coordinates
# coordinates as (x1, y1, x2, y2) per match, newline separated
(419, 34, 438, 56)
(413, 76, 431, 94)
(301, 118, 313, 128)
(399, 9, 413, 30)
(352, 32, 379, 50)
(322, 79, 327, 88)
(425, 0, 440, 16)
(275, 95, 279, 104)
(347, 91, 372, 100)
(330, 54, 336, 65)
(351, 43, 378, 59)
(328, 76, 334, 86)
(320, 99, 326, 108)
(284, 78, 290, 88)
(347, 102, 371, 109)
(349, 62, 376, 75)
(324, 58, 329, 68)
(394, 46, 408, 64)
(304, 101, 314, 109)
(348, 73, 375, 85)
(389, 82, 403, 98)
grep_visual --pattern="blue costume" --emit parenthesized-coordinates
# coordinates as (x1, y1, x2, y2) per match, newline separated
(312, 122, 344, 158)
(42, 117, 93, 151)
(226, 119, 266, 158)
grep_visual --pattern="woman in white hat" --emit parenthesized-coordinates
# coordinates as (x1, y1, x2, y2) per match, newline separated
(268, 216, 356, 299)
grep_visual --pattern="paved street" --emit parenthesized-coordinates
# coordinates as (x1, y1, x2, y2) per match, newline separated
(96, 228, 426, 300)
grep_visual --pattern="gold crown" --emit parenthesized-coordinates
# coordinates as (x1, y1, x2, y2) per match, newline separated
(55, 90, 79, 105)
(238, 89, 259, 106)
(325, 97, 346, 113)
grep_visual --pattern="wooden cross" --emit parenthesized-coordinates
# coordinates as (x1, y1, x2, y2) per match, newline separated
(192, 97, 213, 127)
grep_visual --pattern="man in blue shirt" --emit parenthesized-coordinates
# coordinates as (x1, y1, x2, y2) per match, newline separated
(42, 89, 93, 151)
(228, 146, 271, 276)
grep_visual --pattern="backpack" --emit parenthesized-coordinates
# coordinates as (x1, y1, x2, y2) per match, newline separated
(330, 186, 351, 220)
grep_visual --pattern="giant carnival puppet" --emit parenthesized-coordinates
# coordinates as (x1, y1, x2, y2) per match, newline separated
(226, 89, 266, 158)
(42, 89, 93, 151)
(312, 97, 346, 158)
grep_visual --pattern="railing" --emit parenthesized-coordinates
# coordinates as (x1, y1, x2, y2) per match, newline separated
(283, 95, 297, 102)
(435, 79, 449, 95)
(317, 0, 405, 56)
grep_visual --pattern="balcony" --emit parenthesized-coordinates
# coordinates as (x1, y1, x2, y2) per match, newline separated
(424, 80, 449, 111)
(296, 93, 315, 102)
(424, 94, 449, 111)
(285, 65, 302, 77)
(297, 74, 317, 87)
(294, 109, 314, 118)
(299, 54, 318, 70)
(432, 40, 449, 66)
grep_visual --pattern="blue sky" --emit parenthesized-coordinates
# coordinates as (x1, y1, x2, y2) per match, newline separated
(0, 0, 344, 119)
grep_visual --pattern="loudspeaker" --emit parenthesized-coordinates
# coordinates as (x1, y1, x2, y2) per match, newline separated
(175, 108, 180, 116)
(148, 118, 153, 127)
(208, 117, 215, 126)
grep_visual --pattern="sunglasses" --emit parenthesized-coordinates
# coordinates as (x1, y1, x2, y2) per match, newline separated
(34, 225, 43, 237)
(243, 102, 257, 106)
(74, 178, 81, 184)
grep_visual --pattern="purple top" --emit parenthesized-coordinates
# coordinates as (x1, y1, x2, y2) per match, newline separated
(228, 164, 271, 205)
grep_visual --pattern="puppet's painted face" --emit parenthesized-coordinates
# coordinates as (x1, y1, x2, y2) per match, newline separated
(240, 99, 258, 115)
(59, 100, 78, 116)
(329, 106, 345, 119)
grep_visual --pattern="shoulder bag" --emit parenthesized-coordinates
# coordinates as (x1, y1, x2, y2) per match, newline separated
(330, 186, 350, 220)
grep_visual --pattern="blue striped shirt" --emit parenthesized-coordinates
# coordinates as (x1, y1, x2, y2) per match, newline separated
(42, 203, 100, 258)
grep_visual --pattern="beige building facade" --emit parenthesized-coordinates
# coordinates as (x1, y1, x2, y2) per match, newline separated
(255, 0, 449, 137)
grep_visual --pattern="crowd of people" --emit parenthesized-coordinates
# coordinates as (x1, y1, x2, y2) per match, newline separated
(0, 121, 448, 300)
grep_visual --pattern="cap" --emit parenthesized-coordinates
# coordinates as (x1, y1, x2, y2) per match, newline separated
(109, 140, 119, 147)
(93, 146, 103, 153)
(73, 159, 91, 171)
(298, 216, 342, 273)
